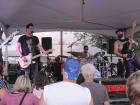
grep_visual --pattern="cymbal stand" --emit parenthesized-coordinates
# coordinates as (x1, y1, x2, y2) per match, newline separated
(67, 37, 82, 58)
(99, 36, 109, 78)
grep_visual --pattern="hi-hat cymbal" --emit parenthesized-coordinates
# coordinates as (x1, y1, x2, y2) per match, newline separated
(67, 51, 87, 58)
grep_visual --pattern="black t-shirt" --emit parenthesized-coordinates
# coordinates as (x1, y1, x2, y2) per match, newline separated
(18, 35, 40, 56)
(119, 38, 129, 54)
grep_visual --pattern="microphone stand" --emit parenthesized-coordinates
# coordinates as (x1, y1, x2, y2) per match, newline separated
(67, 37, 82, 57)
(3, 31, 20, 81)
(0, 31, 20, 49)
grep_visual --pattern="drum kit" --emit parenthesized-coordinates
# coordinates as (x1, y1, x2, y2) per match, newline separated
(65, 51, 100, 78)
(41, 50, 111, 82)
(94, 52, 111, 78)
(67, 51, 111, 78)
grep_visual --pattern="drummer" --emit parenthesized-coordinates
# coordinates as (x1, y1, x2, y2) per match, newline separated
(83, 45, 92, 58)
(79, 45, 93, 66)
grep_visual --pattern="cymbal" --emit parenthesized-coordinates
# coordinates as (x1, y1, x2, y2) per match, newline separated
(67, 51, 87, 58)
(93, 52, 105, 57)
(60, 55, 69, 58)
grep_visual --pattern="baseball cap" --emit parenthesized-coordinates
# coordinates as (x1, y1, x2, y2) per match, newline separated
(64, 59, 80, 80)
(115, 29, 125, 34)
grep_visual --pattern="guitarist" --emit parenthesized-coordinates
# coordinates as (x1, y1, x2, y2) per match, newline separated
(114, 20, 140, 78)
(16, 23, 45, 82)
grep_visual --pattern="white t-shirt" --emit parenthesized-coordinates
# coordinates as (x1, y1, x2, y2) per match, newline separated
(43, 81, 91, 105)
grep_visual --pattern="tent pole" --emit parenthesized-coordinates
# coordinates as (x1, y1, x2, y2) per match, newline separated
(0, 22, 8, 79)
(60, 31, 63, 62)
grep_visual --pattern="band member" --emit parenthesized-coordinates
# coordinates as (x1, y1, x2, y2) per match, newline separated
(83, 45, 92, 58)
(16, 23, 45, 82)
(114, 20, 140, 78)
(79, 45, 93, 69)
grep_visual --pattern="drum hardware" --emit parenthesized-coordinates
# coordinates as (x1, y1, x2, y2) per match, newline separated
(94, 53, 111, 78)
(110, 63, 118, 77)
(41, 63, 57, 83)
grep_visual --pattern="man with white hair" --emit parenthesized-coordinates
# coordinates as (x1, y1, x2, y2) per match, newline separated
(81, 63, 110, 105)
(39, 59, 93, 105)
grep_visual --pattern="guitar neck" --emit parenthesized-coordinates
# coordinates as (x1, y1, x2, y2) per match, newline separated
(32, 54, 42, 60)
(31, 49, 53, 60)
(130, 20, 136, 40)
(130, 33, 134, 40)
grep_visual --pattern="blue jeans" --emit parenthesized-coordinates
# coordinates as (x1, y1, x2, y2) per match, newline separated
(21, 62, 40, 83)
(124, 55, 140, 78)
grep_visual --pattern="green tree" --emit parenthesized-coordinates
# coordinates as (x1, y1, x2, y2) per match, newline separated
(134, 32, 140, 56)
(74, 32, 109, 50)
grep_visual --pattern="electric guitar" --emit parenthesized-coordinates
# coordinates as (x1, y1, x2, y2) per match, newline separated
(126, 20, 137, 60)
(18, 49, 54, 68)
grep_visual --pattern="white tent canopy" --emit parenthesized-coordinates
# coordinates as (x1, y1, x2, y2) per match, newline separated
(1, 0, 140, 36)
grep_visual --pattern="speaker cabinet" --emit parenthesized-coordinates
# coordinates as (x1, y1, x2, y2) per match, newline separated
(107, 38, 116, 54)
(42, 37, 52, 53)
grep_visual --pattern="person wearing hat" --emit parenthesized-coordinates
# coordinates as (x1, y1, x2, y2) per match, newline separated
(114, 20, 140, 78)
(39, 59, 93, 105)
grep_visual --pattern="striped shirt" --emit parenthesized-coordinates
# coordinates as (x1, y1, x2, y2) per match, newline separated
(0, 80, 7, 89)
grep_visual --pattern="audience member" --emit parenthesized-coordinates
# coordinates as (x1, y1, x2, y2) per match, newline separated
(39, 59, 93, 105)
(33, 70, 49, 99)
(0, 80, 7, 103)
(126, 70, 140, 105)
(1, 75, 39, 105)
(81, 63, 110, 105)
